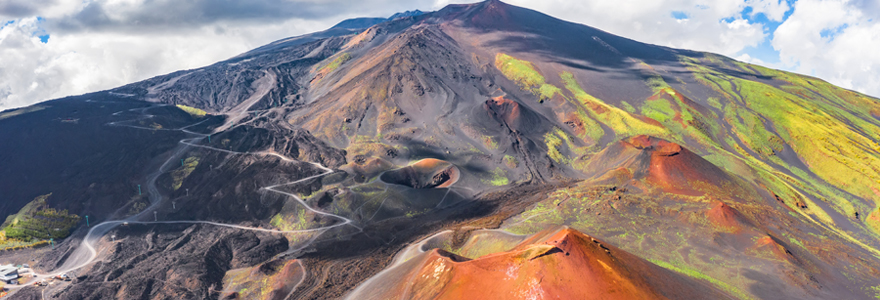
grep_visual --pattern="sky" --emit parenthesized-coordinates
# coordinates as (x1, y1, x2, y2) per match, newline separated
(0, 0, 878, 110)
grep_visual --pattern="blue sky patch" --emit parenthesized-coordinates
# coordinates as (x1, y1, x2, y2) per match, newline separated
(820, 24, 849, 40)
(730, 0, 798, 64)
(31, 16, 50, 43)
(672, 11, 689, 20)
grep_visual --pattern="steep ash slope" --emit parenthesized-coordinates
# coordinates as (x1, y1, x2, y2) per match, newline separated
(2, 0, 880, 299)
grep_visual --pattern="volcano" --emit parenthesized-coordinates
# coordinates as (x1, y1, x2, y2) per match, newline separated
(348, 227, 733, 300)
(2, 0, 880, 299)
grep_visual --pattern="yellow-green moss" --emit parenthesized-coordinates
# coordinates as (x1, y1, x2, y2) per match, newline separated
(171, 156, 199, 191)
(176, 105, 207, 117)
(320, 52, 352, 74)
(483, 167, 509, 186)
(0, 105, 46, 120)
(494, 53, 561, 102)
(620, 100, 636, 113)
(544, 131, 569, 165)
(649, 259, 754, 300)
(1, 193, 81, 243)
(271, 209, 309, 231)
(681, 54, 880, 240)
(561, 71, 667, 139)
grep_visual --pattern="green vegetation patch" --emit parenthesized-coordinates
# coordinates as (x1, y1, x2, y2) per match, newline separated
(641, 93, 676, 124)
(0, 105, 46, 120)
(483, 167, 510, 186)
(561, 71, 667, 139)
(176, 104, 207, 117)
(506, 182, 767, 300)
(649, 259, 754, 300)
(320, 52, 352, 74)
(271, 209, 310, 232)
(544, 130, 569, 165)
(741, 79, 880, 201)
(573, 108, 606, 144)
(687, 56, 880, 202)
(646, 75, 670, 92)
(171, 156, 200, 191)
(639, 86, 721, 149)
(620, 100, 636, 113)
(127, 195, 148, 216)
(0, 193, 81, 244)
(680, 54, 880, 239)
(494, 53, 561, 102)
(868, 285, 880, 299)
(722, 102, 784, 158)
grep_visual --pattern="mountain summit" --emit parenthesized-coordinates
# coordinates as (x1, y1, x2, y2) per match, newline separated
(332, 10, 428, 30)
(2, 1, 880, 299)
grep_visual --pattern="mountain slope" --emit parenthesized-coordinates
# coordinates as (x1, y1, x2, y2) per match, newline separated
(2, 0, 880, 299)
(349, 227, 734, 300)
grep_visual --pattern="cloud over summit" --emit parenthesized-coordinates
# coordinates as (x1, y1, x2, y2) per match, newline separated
(1, 0, 878, 110)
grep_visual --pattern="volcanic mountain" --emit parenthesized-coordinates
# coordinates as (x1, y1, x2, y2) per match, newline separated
(348, 227, 733, 300)
(2, 0, 880, 299)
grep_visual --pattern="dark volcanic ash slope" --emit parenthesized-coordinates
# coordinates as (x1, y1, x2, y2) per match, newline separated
(4, 0, 880, 299)
(0, 97, 204, 222)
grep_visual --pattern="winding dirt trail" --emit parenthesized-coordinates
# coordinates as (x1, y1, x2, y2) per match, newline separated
(13, 104, 358, 298)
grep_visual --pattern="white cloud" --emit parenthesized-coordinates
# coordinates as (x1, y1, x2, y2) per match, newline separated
(438, 0, 880, 98)
(736, 53, 766, 65)
(0, 0, 437, 110)
(1, 0, 878, 111)
(772, 0, 880, 95)
(747, 0, 791, 21)
(0, 17, 336, 109)
(0, 0, 440, 110)
(487, 0, 779, 56)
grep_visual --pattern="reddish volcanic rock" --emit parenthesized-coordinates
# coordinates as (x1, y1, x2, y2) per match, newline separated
(588, 135, 743, 197)
(749, 235, 798, 264)
(484, 96, 522, 126)
(351, 227, 733, 300)
(482, 95, 555, 135)
(707, 201, 753, 232)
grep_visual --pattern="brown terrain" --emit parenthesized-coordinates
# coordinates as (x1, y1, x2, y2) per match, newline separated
(0, 0, 879, 299)
(350, 227, 732, 300)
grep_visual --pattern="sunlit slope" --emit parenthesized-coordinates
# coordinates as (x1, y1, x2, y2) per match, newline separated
(97, 1, 880, 298)
(349, 227, 734, 300)
(483, 49, 880, 298)
(489, 48, 880, 234)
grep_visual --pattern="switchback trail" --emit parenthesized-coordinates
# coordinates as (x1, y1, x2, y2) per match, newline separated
(18, 104, 358, 297)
